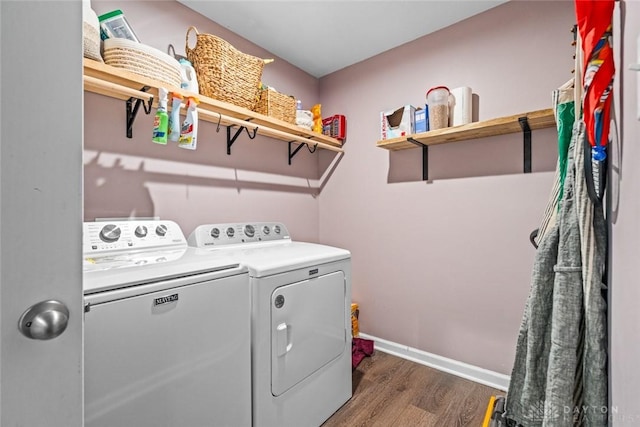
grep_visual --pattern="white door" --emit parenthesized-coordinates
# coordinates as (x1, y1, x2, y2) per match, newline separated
(0, 1, 84, 426)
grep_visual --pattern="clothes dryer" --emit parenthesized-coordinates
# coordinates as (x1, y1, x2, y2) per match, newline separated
(83, 219, 251, 427)
(188, 222, 352, 427)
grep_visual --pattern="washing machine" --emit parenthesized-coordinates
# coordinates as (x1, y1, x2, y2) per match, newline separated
(83, 219, 251, 427)
(188, 222, 352, 427)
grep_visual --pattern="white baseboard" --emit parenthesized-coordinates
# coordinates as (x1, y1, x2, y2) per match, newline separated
(358, 333, 510, 391)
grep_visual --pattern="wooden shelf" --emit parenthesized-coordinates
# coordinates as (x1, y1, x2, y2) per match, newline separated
(376, 108, 555, 151)
(83, 59, 343, 154)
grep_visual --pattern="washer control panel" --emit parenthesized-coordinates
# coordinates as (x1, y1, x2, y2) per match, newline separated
(83, 220, 187, 254)
(188, 222, 290, 247)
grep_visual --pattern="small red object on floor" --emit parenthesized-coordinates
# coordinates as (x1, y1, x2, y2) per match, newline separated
(352, 337, 374, 369)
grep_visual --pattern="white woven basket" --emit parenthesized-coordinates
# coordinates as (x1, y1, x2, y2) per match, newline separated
(103, 38, 182, 88)
(83, 7, 102, 62)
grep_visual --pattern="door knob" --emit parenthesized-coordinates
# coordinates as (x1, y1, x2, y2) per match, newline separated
(18, 300, 69, 340)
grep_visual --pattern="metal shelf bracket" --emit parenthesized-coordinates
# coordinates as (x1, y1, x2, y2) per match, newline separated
(288, 140, 317, 165)
(407, 137, 429, 181)
(125, 86, 152, 138)
(519, 116, 532, 173)
(226, 123, 258, 155)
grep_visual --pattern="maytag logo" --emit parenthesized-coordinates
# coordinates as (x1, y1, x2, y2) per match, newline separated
(154, 294, 179, 306)
(309, 268, 319, 276)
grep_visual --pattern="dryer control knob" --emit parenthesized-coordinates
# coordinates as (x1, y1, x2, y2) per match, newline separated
(155, 224, 168, 237)
(134, 225, 148, 238)
(99, 224, 121, 243)
(244, 224, 255, 238)
(262, 225, 270, 235)
(226, 227, 235, 238)
(210, 227, 220, 239)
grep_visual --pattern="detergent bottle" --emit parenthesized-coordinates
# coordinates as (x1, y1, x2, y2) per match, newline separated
(179, 59, 199, 94)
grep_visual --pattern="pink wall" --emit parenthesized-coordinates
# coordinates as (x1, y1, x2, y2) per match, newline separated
(318, 1, 575, 375)
(610, 0, 640, 421)
(86, 0, 323, 241)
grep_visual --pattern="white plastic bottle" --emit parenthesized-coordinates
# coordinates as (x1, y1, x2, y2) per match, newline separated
(179, 59, 199, 94)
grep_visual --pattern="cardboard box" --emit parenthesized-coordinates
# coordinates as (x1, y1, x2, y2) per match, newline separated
(380, 105, 415, 140)
(415, 107, 428, 133)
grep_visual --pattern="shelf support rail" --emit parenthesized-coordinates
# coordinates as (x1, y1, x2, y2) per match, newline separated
(198, 109, 340, 155)
(126, 86, 152, 138)
(407, 137, 429, 181)
(519, 117, 532, 173)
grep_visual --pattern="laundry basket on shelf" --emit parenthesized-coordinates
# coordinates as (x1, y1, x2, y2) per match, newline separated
(102, 38, 182, 88)
(254, 87, 296, 124)
(185, 26, 270, 110)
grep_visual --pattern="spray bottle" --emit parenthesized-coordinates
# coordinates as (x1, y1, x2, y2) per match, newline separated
(179, 97, 199, 150)
(169, 92, 183, 142)
(152, 87, 169, 144)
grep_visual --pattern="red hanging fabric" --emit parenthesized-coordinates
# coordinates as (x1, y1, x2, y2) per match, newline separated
(575, 0, 615, 160)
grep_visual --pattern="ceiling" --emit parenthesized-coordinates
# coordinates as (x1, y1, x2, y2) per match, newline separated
(178, 1, 508, 78)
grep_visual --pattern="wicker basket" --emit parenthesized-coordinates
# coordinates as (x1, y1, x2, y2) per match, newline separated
(254, 88, 296, 124)
(185, 26, 267, 110)
(83, 7, 102, 62)
(103, 38, 182, 88)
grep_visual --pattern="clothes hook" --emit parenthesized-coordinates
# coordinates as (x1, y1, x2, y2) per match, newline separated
(143, 95, 154, 115)
(245, 126, 258, 139)
(306, 143, 318, 153)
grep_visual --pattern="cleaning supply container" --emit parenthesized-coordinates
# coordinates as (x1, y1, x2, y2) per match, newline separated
(179, 59, 199, 94)
(98, 9, 139, 42)
(426, 86, 450, 130)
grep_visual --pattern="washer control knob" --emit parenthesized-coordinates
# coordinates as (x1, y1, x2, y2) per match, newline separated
(156, 224, 168, 237)
(134, 225, 148, 238)
(226, 227, 235, 238)
(210, 227, 220, 239)
(273, 225, 281, 235)
(99, 224, 121, 243)
(244, 224, 255, 238)
(262, 225, 270, 235)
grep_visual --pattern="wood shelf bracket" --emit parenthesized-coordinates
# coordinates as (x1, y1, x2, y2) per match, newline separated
(125, 86, 152, 138)
(288, 140, 317, 165)
(518, 117, 532, 173)
(407, 137, 429, 181)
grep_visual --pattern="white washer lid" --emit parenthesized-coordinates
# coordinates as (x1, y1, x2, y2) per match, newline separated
(83, 247, 243, 294)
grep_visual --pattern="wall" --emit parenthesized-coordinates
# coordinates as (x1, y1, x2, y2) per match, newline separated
(318, 1, 575, 375)
(610, 1, 640, 423)
(86, 1, 324, 241)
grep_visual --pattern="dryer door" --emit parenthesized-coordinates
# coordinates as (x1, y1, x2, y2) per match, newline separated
(271, 271, 347, 397)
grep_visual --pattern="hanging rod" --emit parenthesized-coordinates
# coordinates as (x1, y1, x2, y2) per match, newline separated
(83, 75, 343, 154)
(196, 110, 341, 153)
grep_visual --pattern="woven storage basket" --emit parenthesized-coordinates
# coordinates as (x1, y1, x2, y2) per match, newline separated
(254, 88, 296, 124)
(83, 7, 103, 62)
(185, 26, 266, 110)
(103, 38, 182, 88)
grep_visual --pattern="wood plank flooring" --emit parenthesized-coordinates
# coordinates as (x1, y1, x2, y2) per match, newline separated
(322, 350, 504, 427)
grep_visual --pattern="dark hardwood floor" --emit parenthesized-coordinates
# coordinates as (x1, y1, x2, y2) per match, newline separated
(322, 350, 504, 427)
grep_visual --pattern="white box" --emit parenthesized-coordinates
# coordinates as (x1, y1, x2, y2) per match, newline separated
(380, 105, 416, 140)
